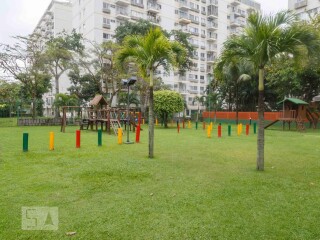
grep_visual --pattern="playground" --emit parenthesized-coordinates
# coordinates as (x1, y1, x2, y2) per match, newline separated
(0, 122, 319, 239)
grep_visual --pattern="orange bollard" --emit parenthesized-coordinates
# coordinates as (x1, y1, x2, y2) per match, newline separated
(76, 130, 80, 148)
(177, 123, 180, 133)
(218, 125, 222, 138)
(182, 120, 185, 129)
(246, 124, 249, 135)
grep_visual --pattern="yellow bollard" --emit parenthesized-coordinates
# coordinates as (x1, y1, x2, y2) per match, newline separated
(49, 132, 54, 150)
(118, 128, 122, 144)
(143, 119, 145, 125)
(207, 124, 211, 138)
(156, 118, 158, 126)
(237, 124, 241, 136)
(240, 123, 243, 134)
(188, 120, 191, 129)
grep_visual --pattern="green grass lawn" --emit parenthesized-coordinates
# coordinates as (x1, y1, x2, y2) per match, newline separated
(0, 123, 319, 239)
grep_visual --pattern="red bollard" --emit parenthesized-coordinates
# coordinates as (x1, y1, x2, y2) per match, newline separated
(218, 125, 222, 138)
(177, 123, 180, 133)
(76, 130, 81, 148)
(136, 125, 140, 143)
(182, 121, 185, 129)
(246, 124, 249, 135)
(203, 122, 206, 130)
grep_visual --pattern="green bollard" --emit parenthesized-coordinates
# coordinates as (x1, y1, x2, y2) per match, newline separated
(196, 121, 198, 130)
(98, 129, 102, 146)
(228, 125, 231, 136)
(23, 133, 29, 152)
(254, 123, 257, 134)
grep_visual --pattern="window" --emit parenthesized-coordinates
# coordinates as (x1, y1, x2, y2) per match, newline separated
(103, 33, 112, 40)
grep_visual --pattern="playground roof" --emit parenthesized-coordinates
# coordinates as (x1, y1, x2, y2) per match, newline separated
(312, 95, 320, 102)
(277, 98, 308, 105)
(90, 95, 108, 106)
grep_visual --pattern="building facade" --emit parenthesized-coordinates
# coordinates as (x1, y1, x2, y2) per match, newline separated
(34, 0, 73, 116)
(288, 0, 320, 20)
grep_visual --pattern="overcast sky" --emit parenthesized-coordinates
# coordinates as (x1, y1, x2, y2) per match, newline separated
(0, 0, 288, 45)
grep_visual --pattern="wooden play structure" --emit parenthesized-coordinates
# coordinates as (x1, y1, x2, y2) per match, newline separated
(60, 95, 142, 135)
(264, 98, 318, 131)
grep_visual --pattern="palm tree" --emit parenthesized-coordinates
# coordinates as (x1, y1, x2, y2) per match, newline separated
(192, 95, 206, 123)
(218, 11, 320, 171)
(117, 27, 187, 158)
(215, 58, 252, 124)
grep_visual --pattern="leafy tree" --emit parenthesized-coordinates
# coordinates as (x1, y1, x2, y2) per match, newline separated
(53, 93, 79, 117)
(44, 30, 83, 116)
(0, 35, 51, 118)
(217, 11, 320, 171)
(154, 90, 184, 128)
(117, 27, 187, 158)
(75, 40, 125, 106)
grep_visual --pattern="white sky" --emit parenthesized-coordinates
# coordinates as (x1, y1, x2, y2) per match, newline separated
(0, 0, 288, 45)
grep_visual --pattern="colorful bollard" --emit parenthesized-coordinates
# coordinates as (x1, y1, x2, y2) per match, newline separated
(254, 123, 257, 134)
(143, 119, 145, 125)
(76, 130, 81, 148)
(228, 125, 231, 136)
(182, 120, 185, 129)
(246, 124, 249, 136)
(49, 132, 54, 151)
(135, 125, 140, 143)
(177, 123, 180, 133)
(98, 129, 102, 146)
(118, 128, 123, 144)
(23, 133, 29, 152)
(188, 120, 191, 129)
(218, 124, 222, 138)
(207, 125, 211, 138)
(156, 118, 158, 126)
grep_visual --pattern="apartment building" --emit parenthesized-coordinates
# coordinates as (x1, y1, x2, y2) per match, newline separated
(33, 0, 73, 116)
(35, 0, 260, 115)
(288, 0, 320, 20)
(72, 0, 260, 114)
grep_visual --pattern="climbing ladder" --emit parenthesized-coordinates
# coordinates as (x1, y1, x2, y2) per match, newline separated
(110, 119, 122, 135)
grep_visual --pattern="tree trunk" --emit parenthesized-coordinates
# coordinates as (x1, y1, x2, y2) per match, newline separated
(148, 70, 154, 158)
(257, 68, 265, 171)
(164, 113, 168, 128)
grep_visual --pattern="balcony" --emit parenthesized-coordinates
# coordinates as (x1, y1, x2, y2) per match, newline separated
(147, 2, 161, 13)
(116, 10, 130, 20)
(295, 0, 307, 9)
(207, 34, 217, 41)
(208, 0, 218, 5)
(207, 56, 216, 63)
(179, 0, 190, 10)
(207, 11, 218, 19)
(230, 0, 240, 6)
(131, 0, 144, 8)
(189, 78, 198, 83)
(207, 21, 218, 30)
(190, 31, 199, 36)
(103, 23, 111, 29)
(147, 16, 161, 25)
(179, 76, 187, 82)
(179, 13, 191, 24)
(200, 67, 205, 72)
(189, 90, 198, 94)
(230, 19, 245, 28)
(103, 7, 111, 13)
(190, 7, 200, 13)
(115, 0, 130, 5)
(190, 19, 200, 24)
